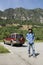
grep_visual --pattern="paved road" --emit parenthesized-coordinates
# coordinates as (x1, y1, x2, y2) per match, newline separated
(0, 42, 43, 65)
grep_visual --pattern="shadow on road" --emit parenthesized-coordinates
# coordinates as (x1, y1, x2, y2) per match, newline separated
(35, 53, 40, 57)
(31, 53, 40, 57)
(4, 43, 27, 47)
(13, 44, 27, 47)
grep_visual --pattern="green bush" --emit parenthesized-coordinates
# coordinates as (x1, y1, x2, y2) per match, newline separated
(0, 25, 43, 41)
(36, 37, 40, 40)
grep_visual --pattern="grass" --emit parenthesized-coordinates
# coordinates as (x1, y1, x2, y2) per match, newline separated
(35, 40, 43, 42)
(0, 45, 10, 53)
(0, 40, 3, 42)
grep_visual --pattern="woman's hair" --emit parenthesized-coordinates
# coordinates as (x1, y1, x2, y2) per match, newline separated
(28, 29, 33, 33)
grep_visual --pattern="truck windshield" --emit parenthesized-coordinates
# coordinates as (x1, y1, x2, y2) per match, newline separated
(11, 35, 15, 38)
(16, 34, 23, 39)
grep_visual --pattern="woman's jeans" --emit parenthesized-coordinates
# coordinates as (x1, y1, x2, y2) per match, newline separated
(28, 43, 35, 56)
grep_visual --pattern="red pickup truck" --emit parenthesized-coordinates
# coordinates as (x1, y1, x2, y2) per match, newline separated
(3, 33, 25, 46)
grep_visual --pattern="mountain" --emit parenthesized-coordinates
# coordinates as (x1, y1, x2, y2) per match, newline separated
(0, 7, 43, 24)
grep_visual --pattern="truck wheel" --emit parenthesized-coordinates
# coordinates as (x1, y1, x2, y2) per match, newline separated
(20, 44, 22, 46)
(4, 41, 6, 44)
(11, 41, 13, 46)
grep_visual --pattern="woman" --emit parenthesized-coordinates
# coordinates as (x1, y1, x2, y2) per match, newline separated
(26, 28, 35, 57)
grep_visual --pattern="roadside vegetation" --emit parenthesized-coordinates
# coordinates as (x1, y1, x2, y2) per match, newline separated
(0, 19, 43, 41)
(0, 25, 43, 41)
(0, 45, 10, 53)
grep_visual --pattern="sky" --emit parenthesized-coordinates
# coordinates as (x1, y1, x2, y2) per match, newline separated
(0, 0, 43, 11)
